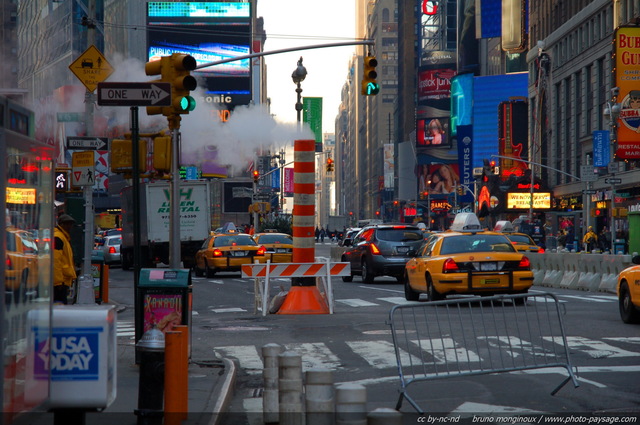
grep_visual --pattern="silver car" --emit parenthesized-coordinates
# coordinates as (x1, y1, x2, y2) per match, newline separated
(100, 235, 122, 265)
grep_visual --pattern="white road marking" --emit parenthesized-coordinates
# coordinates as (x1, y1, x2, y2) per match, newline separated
(336, 298, 378, 307)
(358, 286, 403, 293)
(544, 336, 640, 358)
(347, 340, 418, 369)
(213, 345, 263, 374)
(378, 296, 421, 305)
(283, 342, 342, 371)
(210, 307, 247, 313)
(604, 337, 640, 345)
(412, 338, 482, 363)
(557, 294, 613, 303)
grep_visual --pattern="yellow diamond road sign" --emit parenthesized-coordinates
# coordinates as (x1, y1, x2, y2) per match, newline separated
(69, 45, 114, 92)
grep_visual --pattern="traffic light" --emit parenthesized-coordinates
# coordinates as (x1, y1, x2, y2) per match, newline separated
(145, 53, 197, 117)
(252, 169, 260, 183)
(489, 160, 500, 175)
(326, 157, 334, 172)
(111, 139, 148, 173)
(153, 136, 171, 172)
(361, 56, 380, 96)
(591, 208, 606, 217)
(456, 185, 465, 196)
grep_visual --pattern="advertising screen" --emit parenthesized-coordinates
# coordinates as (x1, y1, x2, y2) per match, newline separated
(147, 2, 252, 105)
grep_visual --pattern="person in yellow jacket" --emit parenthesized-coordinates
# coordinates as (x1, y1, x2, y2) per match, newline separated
(582, 226, 598, 252)
(53, 214, 77, 304)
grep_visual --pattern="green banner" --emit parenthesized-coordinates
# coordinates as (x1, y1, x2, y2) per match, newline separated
(303, 97, 323, 152)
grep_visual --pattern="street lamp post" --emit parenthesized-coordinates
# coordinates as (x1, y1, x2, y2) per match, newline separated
(603, 87, 621, 252)
(292, 57, 307, 126)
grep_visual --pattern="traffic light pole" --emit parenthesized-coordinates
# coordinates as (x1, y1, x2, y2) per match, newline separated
(170, 125, 181, 268)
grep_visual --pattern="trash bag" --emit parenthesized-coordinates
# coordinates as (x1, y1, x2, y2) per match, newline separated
(268, 286, 288, 314)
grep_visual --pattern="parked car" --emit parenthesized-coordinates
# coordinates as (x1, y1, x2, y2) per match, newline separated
(341, 224, 424, 283)
(617, 255, 640, 324)
(99, 235, 122, 265)
(403, 213, 534, 301)
(253, 232, 293, 263)
(194, 232, 266, 277)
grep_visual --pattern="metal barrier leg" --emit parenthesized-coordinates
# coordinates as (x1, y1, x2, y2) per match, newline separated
(551, 366, 580, 395)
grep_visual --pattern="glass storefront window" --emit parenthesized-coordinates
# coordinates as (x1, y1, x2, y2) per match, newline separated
(2, 129, 54, 419)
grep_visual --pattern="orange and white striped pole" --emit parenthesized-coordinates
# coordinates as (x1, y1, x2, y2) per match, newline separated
(292, 139, 316, 285)
(278, 139, 328, 313)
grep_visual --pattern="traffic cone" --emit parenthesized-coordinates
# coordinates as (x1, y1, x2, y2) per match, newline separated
(277, 286, 330, 315)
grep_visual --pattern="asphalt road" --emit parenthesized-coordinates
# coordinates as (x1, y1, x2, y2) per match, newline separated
(107, 244, 640, 423)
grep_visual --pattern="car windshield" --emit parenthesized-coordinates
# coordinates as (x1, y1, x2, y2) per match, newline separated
(508, 234, 535, 244)
(108, 238, 121, 246)
(376, 228, 423, 242)
(214, 235, 257, 247)
(258, 234, 292, 244)
(440, 235, 516, 254)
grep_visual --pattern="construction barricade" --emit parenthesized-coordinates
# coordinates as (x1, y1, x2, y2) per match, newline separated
(387, 292, 579, 414)
(241, 259, 351, 316)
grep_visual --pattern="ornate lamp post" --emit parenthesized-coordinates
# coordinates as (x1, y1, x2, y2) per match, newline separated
(291, 57, 307, 125)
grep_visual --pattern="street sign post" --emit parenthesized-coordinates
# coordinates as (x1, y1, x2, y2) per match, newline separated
(97, 82, 171, 107)
(580, 165, 598, 182)
(605, 178, 622, 185)
(71, 151, 96, 187)
(67, 136, 108, 150)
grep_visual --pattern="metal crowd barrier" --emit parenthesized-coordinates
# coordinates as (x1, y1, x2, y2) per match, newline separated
(387, 292, 579, 414)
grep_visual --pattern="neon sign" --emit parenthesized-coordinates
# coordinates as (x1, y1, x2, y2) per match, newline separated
(422, 0, 438, 15)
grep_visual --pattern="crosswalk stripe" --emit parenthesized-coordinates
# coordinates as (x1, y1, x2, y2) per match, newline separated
(346, 340, 418, 369)
(413, 338, 482, 363)
(214, 345, 264, 373)
(284, 342, 341, 370)
(337, 298, 378, 307)
(377, 297, 420, 305)
(544, 336, 640, 358)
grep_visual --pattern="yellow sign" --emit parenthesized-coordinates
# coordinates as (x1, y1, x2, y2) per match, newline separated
(72, 151, 95, 167)
(507, 192, 551, 209)
(7, 187, 37, 204)
(69, 45, 114, 92)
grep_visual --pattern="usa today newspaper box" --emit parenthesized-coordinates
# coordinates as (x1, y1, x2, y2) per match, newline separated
(46, 305, 117, 408)
(137, 269, 192, 356)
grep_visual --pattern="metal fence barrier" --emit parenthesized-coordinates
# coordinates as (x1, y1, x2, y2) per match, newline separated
(387, 292, 579, 414)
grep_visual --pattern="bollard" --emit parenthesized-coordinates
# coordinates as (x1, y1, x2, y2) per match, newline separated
(134, 327, 165, 425)
(279, 350, 304, 425)
(335, 383, 367, 425)
(164, 330, 185, 425)
(262, 343, 284, 424)
(174, 325, 189, 421)
(305, 369, 335, 425)
(367, 408, 402, 425)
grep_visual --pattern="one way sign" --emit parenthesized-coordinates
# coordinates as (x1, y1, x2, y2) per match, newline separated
(97, 82, 171, 106)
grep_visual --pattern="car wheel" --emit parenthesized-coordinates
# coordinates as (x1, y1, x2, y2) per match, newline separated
(341, 257, 353, 282)
(404, 273, 420, 301)
(427, 274, 443, 301)
(619, 281, 640, 324)
(205, 261, 216, 278)
(194, 262, 204, 277)
(361, 259, 374, 284)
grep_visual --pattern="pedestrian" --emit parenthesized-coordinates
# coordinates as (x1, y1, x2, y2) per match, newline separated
(249, 224, 255, 236)
(315, 226, 320, 242)
(557, 229, 567, 250)
(583, 226, 598, 252)
(598, 227, 611, 252)
(320, 227, 326, 243)
(53, 214, 77, 304)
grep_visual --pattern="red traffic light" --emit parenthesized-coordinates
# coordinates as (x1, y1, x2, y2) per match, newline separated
(252, 169, 260, 182)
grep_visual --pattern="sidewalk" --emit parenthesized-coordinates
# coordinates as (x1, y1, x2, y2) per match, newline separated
(33, 302, 237, 425)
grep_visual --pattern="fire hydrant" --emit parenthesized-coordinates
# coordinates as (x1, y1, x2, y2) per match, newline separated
(134, 327, 165, 425)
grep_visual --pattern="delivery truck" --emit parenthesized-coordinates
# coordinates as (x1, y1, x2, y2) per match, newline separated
(120, 180, 211, 270)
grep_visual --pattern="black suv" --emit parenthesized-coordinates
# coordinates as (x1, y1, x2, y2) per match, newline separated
(341, 224, 424, 283)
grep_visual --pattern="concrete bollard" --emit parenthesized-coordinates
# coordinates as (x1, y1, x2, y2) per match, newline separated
(335, 383, 367, 425)
(279, 350, 304, 425)
(305, 369, 335, 425)
(367, 408, 402, 425)
(262, 344, 284, 424)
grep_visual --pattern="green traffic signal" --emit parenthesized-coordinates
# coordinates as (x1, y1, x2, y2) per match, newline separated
(179, 95, 196, 112)
(365, 82, 380, 95)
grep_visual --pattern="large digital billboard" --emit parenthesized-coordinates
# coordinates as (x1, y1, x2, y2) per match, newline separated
(615, 26, 640, 159)
(147, 2, 252, 105)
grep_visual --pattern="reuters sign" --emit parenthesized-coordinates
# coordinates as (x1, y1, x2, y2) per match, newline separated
(615, 26, 640, 159)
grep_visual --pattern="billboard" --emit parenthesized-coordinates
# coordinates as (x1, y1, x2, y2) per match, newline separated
(615, 26, 640, 159)
(417, 163, 460, 195)
(416, 117, 451, 148)
(498, 100, 528, 178)
(147, 2, 252, 106)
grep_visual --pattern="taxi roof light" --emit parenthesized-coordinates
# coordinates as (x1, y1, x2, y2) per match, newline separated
(493, 220, 515, 233)
(450, 213, 483, 233)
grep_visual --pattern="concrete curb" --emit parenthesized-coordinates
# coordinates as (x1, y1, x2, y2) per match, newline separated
(209, 358, 237, 425)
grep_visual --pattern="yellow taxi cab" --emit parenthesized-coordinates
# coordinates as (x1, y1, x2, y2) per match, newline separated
(253, 232, 293, 263)
(494, 221, 544, 253)
(403, 213, 534, 301)
(194, 232, 266, 277)
(6, 228, 39, 300)
(617, 255, 640, 324)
